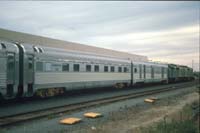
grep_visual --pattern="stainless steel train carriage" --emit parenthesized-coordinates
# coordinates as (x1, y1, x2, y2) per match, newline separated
(0, 40, 19, 99)
(19, 43, 132, 97)
(19, 43, 168, 97)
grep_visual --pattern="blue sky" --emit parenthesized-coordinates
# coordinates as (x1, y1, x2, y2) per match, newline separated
(0, 1, 199, 71)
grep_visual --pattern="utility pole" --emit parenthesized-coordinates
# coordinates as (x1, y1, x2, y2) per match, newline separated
(192, 60, 194, 71)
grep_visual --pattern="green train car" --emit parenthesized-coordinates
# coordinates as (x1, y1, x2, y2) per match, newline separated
(168, 64, 193, 82)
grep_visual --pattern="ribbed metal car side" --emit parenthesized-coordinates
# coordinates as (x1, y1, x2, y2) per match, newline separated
(20, 44, 132, 97)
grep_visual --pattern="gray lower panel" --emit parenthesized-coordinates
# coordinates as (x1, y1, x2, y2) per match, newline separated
(34, 80, 131, 91)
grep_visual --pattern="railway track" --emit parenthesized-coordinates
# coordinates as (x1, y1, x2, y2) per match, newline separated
(0, 81, 198, 127)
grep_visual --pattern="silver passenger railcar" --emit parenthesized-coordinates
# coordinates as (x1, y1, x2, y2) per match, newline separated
(0, 40, 19, 99)
(20, 43, 131, 97)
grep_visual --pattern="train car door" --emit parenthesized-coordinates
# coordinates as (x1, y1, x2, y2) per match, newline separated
(143, 65, 146, 79)
(7, 52, 15, 97)
(139, 64, 142, 79)
(131, 62, 133, 85)
(27, 54, 34, 95)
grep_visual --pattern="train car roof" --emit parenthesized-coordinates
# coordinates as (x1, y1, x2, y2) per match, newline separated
(40, 45, 132, 64)
(168, 63, 193, 70)
(19, 43, 131, 64)
(0, 28, 148, 62)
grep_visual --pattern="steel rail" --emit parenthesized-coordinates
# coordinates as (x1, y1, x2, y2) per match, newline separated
(0, 81, 197, 127)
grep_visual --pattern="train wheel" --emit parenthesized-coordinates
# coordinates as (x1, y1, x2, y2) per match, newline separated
(36, 90, 46, 98)
(59, 88, 65, 94)
(47, 88, 55, 97)
(114, 83, 125, 89)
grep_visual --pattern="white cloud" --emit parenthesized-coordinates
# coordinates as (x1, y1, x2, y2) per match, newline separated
(0, 1, 199, 71)
(85, 25, 198, 50)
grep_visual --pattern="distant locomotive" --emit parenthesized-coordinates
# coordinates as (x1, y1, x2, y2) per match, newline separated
(0, 40, 194, 99)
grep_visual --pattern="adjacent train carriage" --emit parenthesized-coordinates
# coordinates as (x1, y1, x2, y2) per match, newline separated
(0, 40, 19, 99)
(178, 65, 193, 81)
(168, 64, 193, 82)
(132, 61, 168, 84)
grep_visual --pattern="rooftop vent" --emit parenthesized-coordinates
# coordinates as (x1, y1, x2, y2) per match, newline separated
(1, 43, 6, 49)
(33, 46, 39, 53)
(38, 47, 44, 53)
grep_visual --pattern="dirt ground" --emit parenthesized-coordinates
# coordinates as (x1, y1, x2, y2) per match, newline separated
(73, 87, 199, 133)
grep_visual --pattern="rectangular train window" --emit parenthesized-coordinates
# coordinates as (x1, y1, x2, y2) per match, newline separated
(45, 62, 52, 71)
(51, 63, 62, 72)
(28, 57, 33, 69)
(73, 64, 79, 72)
(36, 62, 43, 72)
(62, 63, 69, 71)
(94, 65, 99, 72)
(118, 67, 122, 72)
(111, 66, 115, 72)
(124, 67, 127, 72)
(104, 66, 108, 72)
(134, 68, 137, 73)
(86, 65, 91, 72)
